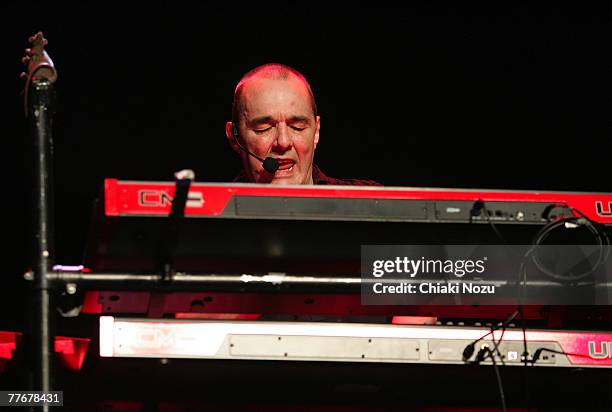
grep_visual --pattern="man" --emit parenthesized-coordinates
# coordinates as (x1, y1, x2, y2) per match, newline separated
(226, 63, 380, 185)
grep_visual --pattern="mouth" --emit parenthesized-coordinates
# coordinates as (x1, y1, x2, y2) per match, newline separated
(275, 159, 296, 171)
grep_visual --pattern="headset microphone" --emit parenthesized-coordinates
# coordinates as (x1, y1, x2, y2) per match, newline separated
(232, 125, 279, 174)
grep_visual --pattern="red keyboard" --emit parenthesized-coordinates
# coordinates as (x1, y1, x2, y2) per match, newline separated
(104, 179, 612, 224)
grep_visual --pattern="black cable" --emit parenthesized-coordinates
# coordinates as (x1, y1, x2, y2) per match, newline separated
(467, 202, 610, 412)
(490, 322, 507, 366)
(519, 306, 529, 366)
(479, 199, 512, 365)
(466, 200, 514, 365)
(516, 205, 611, 317)
(462, 310, 519, 362)
(469, 199, 510, 245)
(513, 205, 610, 412)
(528, 207, 610, 283)
(518, 305, 532, 412)
(479, 347, 507, 412)
(480, 201, 510, 245)
(468, 202, 610, 412)
(531, 347, 595, 364)
(470, 346, 507, 412)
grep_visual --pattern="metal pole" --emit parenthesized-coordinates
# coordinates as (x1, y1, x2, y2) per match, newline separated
(28, 77, 55, 411)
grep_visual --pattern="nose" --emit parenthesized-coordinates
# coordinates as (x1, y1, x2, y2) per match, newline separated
(272, 123, 292, 153)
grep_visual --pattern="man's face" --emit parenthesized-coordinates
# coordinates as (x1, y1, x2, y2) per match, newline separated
(226, 76, 320, 185)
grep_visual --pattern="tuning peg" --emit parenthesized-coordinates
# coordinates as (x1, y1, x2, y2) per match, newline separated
(29, 32, 43, 43)
(25, 48, 33, 56)
(20, 72, 28, 80)
(22, 56, 31, 65)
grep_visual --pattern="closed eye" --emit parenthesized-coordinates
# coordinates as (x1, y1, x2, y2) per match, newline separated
(253, 127, 272, 134)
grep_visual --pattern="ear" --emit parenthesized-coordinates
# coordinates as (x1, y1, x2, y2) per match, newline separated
(313, 116, 321, 149)
(225, 121, 240, 154)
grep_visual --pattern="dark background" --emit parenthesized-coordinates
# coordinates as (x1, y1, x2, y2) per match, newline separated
(0, 1, 610, 360)
(0, 5, 611, 409)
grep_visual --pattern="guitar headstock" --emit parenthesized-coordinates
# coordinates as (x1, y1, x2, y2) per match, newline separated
(20, 31, 58, 84)
(20, 32, 58, 115)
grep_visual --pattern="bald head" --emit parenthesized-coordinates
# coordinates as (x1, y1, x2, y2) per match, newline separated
(231, 63, 317, 125)
(225, 63, 321, 185)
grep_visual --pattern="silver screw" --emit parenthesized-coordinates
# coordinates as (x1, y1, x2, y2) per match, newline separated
(66, 283, 77, 295)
